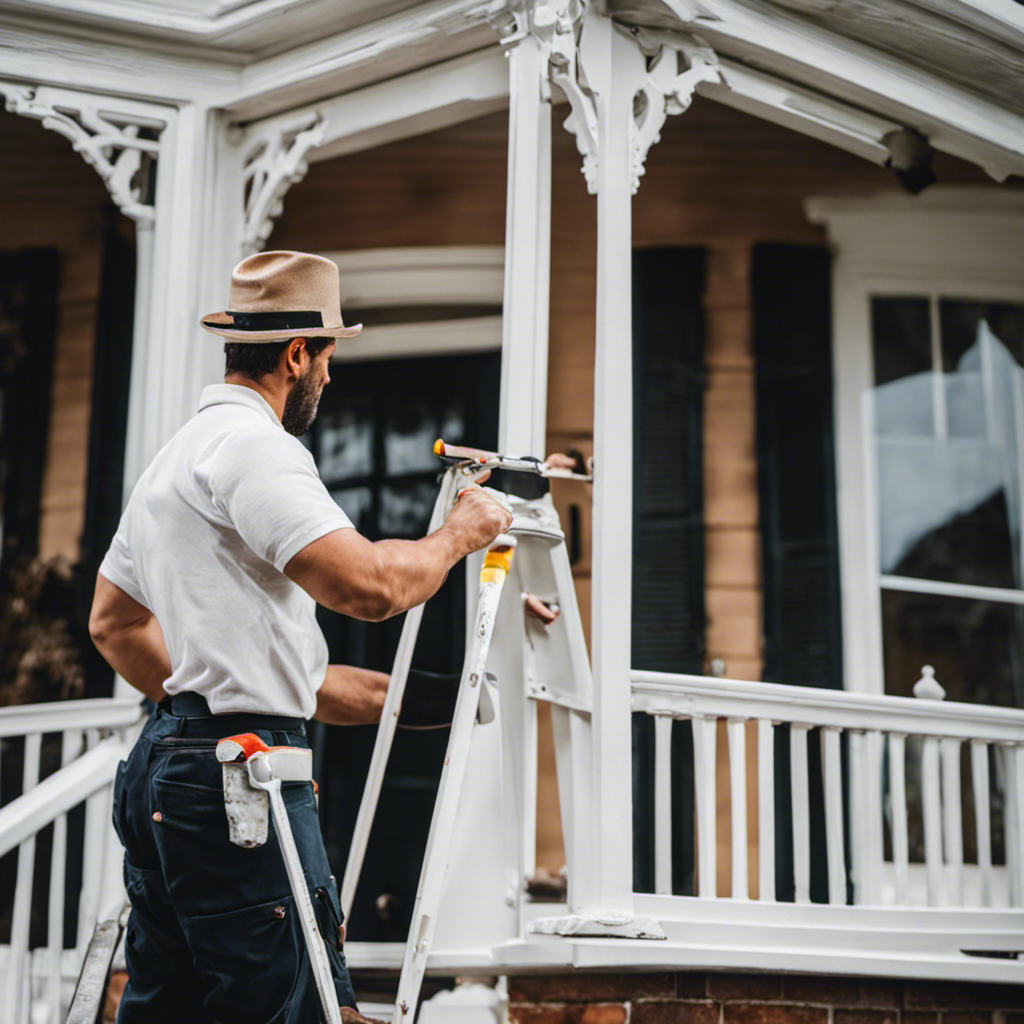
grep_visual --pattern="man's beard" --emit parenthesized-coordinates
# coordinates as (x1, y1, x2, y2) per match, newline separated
(282, 366, 323, 436)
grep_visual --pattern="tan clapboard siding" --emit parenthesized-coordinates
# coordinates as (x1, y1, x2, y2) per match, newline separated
(270, 97, 996, 877)
(0, 110, 109, 564)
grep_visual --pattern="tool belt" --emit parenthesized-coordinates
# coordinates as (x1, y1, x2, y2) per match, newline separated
(160, 691, 306, 736)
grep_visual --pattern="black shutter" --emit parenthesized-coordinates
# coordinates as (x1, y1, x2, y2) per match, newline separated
(752, 243, 845, 904)
(631, 247, 707, 894)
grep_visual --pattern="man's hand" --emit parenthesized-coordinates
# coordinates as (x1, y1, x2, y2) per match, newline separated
(314, 665, 390, 725)
(443, 484, 513, 553)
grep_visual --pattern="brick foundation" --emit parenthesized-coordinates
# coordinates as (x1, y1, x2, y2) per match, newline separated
(507, 973, 1024, 1024)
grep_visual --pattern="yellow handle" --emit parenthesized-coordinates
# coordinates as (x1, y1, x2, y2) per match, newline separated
(480, 544, 515, 583)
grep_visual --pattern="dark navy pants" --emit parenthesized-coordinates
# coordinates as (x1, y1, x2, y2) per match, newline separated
(113, 699, 357, 1023)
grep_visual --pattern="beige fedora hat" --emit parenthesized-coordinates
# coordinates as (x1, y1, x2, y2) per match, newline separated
(201, 250, 362, 342)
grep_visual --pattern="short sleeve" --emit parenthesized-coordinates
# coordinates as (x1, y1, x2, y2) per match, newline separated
(211, 428, 354, 572)
(99, 520, 150, 610)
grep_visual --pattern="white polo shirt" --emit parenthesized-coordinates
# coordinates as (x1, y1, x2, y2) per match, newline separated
(99, 384, 354, 717)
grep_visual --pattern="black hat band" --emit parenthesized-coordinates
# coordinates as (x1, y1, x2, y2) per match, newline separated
(204, 310, 326, 331)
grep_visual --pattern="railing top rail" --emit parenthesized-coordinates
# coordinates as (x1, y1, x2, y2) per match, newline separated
(631, 671, 1024, 742)
(0, 697, 146, 737)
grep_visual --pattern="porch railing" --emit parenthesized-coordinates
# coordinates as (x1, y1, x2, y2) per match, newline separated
(624, 670, 1024, 977)
(0, 697, 143, 1024)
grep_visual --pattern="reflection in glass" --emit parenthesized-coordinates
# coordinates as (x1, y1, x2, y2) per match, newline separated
(318, 404, 373, 482)
(874, 299, 1024, 589)
(380, 480, 436, 536)
(385, 403, 439, 474)
(330, 486, 373, 532)
(872, 297, 932, 437)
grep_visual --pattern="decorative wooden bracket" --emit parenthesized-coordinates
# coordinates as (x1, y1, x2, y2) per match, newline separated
(238, 112, 325, 255)
(527, 3, 722, 194)
(0, 80, 162, 223)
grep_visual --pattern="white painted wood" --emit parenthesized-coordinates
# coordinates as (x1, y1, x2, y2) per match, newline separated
(888, 733, 910, 905)
(881, 574, 1024, 607)
(698, 58, 897, 166)
(821, 726, 846, 905)
(0, 698, 142, 737)
(692, 716, 718, 898)
(46, 731, 76, 1023)
(1013, 745, 1024, 909)
(865, 730, 885, 906)
(757, 719, 775, 902)
(971, 739, 993, 907)
(332, 317, 502, 363)
(849, 731, 871, 905)
(248, 48, 510, 165)
(499, 25, 551, 459)
(727, 717, 748, 899)
(653, 714, 673, 895)
(789, 725, 810, 904)
(660, 0, 1024, 179)
(327, 246, 504, 309)
(941, 737, 965, 905)
(580, 9, 648, 917)
(921, 736, 944, 906)
(76, 731, 107, 957)
(632, 672, 1024, 744)
(5, 732, 41, 1024)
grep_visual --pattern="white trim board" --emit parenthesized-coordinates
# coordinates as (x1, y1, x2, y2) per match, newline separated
(331, 316, 501, 363)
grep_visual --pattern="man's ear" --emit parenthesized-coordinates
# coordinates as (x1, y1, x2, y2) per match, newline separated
(282, 337, 307, 381)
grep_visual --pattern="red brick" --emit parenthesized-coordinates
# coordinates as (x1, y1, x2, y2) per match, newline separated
(709, 973, 784, 1001)
(904, 983, 1024, 1010)
(509, 1004, 627, 1024)
(834, 1010, 897, 1024)
(723, 1004, 829, 1024)
(632, 1001, 720, 1024)
(1005, 1014, 1024, 1024)
(508, 974, 675, 1003)
(677, 974, 710, 998)
(784, 977, 899, 1008)
(902, 1015, 939, 1024)
(941, 1014, 992, 1024)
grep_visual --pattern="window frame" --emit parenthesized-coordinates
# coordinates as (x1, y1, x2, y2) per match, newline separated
(807, 189, 1024, 697)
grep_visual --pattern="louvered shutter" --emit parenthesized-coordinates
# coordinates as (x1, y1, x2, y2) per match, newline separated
(631, 247, 707, 894)
(752, 243, 845, 903)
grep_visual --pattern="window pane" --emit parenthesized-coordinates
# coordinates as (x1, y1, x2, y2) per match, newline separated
(380, 480, 436, 537)
(874, 298, 1024, 589)
(872, 297, 932, 437)
(330, 486, 372, 533)
(317, 402, 373, 482)
(881, 589, 1024, 707)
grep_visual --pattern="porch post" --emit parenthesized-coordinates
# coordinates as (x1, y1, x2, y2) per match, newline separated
(499, 19, 552, 458)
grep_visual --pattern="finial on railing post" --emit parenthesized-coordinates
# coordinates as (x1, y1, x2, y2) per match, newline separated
(913, 665, 946, 700)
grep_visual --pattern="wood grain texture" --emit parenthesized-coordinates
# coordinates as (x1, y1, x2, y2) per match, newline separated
(0, 109, 108, 563)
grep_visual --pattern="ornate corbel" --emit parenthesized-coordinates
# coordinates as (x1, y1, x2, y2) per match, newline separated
(238, 112, 325, 255)
(0, 81, 161, 223)
(526, 4, 722, 194)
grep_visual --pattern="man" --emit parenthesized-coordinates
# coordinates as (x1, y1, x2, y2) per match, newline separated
(89, 250, 512, 1023)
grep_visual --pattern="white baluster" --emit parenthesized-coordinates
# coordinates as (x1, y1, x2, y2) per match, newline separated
(971, 739, 992, 907)
(47, 730, 78, 1022)
(865, 730, 885, 905)
(757, 719, 775, 902)
(821, 726, 846, 905)
(850, 730, 869, 904)
(915, 667, 946, 907)
(727, 717, 748, 900)
(5, 732, 42, 1024)
(653, 714, 673, 895)
(1012, 745, 1024, 906)
(888, 733, 910, 905)
(1005, 742, 1021, 907)
(790, 724, 811, 904)
(692, 715, 717, 898)
(77, 729, 106, 955)
(940, 737, 964, 906)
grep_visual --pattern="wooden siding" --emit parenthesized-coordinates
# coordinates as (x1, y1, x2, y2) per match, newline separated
(0, 109, 110, 564)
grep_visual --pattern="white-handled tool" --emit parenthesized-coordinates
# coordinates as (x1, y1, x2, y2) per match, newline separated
(394, 534, 517, 1021)
(216, 734, 342, 1024)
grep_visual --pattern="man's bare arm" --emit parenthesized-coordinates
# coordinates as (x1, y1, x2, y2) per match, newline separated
(89, 573, 171, 703)
(285, 485, 511, 621)
(314, 664, 390, 725)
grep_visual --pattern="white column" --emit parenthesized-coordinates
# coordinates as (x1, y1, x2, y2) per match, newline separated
(582, 13, 648, 916)
(122, 104, 245, 492)
(499, 28, 552, 458)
